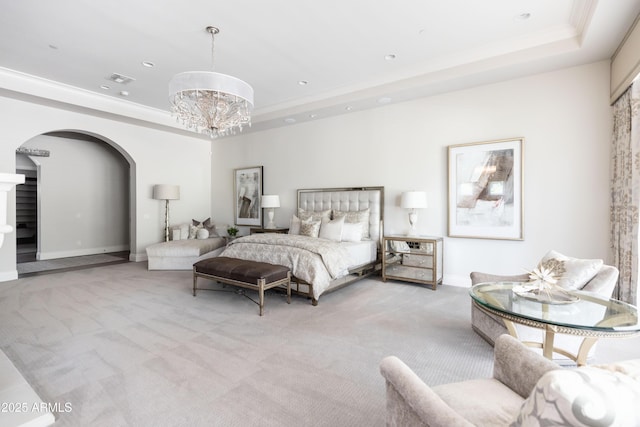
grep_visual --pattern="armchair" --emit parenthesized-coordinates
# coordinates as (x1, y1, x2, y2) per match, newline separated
(470, 264, 619, 363)
(380, 334, 559, 426)
(380, 334, 640, 427)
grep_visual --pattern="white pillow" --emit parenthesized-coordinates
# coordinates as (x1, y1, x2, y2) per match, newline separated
(538, 250, 603, 290)
(319, 216, 345, 241)
(196, 228, 209, 239)
(289, 215, 301, 235)
(179, 223, 189, 240)
(341, 222, 363, 242)
(511, 367, 640, 427)
(332, 208, 370, 238)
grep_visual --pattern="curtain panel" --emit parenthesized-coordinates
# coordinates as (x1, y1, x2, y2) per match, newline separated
(610, 82, 640, 305)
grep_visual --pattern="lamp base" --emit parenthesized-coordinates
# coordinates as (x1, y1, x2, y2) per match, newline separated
(406, 211, 418, 236)
(265, 209, 276, 229)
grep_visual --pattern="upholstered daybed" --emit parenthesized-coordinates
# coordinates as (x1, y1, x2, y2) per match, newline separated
(146, 237, 226, 270)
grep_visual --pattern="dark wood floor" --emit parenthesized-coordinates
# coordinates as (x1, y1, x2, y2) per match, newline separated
(16, 250, 130, 277)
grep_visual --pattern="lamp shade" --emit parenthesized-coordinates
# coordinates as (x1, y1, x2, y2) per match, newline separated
(153, 184, 180, 200)
(261, 194, 280, 208)
(401, 191, 427, 209)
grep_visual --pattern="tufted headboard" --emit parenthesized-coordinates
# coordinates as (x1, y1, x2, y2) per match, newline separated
(297, 186, 384, 245)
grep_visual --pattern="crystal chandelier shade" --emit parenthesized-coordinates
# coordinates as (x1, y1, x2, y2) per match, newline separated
(169, 27, 254, 138)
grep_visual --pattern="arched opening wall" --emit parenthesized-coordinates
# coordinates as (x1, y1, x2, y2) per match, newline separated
(0, 92, 212, 281)
(18, 132, 132, 261)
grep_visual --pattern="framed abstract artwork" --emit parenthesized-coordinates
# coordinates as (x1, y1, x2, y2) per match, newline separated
(234, 166, 263, 227)
(447, 138, 524, 240)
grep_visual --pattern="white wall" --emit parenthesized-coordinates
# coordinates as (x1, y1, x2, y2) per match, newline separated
(20, 134, 130, 259)
(211, 61, 613, 286)
(0, 93, 212, 281)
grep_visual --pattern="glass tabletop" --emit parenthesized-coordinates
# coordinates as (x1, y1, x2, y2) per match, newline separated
(470, 282, 640, 333)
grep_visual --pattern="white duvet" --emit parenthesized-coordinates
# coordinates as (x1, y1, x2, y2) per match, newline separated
(220, 234, 353, 299)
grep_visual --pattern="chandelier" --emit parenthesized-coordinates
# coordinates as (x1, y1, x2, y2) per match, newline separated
(169, 26, 254, 138)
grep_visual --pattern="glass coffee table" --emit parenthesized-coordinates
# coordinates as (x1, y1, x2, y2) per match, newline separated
(470, 282, 640, 366)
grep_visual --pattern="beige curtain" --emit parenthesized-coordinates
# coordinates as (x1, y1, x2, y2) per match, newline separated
(610, 82, 640, 305)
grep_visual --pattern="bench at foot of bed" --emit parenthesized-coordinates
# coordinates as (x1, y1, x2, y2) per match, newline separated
(193, 257, 291, 316)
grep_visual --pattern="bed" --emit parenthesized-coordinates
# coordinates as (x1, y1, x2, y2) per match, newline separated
(220, 186, 384, 304)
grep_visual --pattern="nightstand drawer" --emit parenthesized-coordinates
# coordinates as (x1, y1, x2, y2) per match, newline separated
(385, 265, 434, 282)
(402, 254, 433, 268)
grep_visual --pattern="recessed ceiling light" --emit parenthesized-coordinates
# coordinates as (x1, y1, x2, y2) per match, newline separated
(100, 85, 110, 90)
(385, 54, 396, 61)
(119, 90, 129, 97)
(298, 80, 308, 86)
(48, 44, 58, 50)
(515, 13, 531, 20)
(141, 61, 155, 68)
(345, 106, 353, 111)
(284, 117, 296, 124)
(309, 114, 318, 119)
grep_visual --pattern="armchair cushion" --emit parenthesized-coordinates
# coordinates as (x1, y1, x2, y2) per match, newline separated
(538, 250, 603, 290)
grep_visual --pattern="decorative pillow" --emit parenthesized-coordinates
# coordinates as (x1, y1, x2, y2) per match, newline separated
(537, 250, 603, 290)
(332, 208, 370, 238)
(299, 219, 321, 238)
(171, 228, 182, 241)
(319, 216, 345, 241)
(341, 222, 363, 242)
(298, 208, 331, 223)
(510, 367, 640, 427)
(196, 228, 209, 239)
(188, 224, 199, 239)
(179, 223, 190, 240)
(289, 215, 301, 235)
(192, 218, 219, 237)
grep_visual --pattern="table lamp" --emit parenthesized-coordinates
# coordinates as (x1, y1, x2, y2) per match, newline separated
(262, 195, 280, 229)
(401, 191, 427, 235)
(153, 184, 180, 241)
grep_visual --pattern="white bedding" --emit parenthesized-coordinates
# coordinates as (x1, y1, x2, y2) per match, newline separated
(342, 239, 377, 267)
(220, 234, 374, 300)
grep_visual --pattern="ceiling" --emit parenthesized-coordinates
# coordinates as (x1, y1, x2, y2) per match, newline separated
(1, 0, 639, 136)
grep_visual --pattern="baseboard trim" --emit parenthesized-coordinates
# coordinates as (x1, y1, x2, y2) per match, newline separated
(0, 270, 18, 282)
(443, 274, 471, 287)
(37, 245, 129, 261)
(130, 252, 148, 262)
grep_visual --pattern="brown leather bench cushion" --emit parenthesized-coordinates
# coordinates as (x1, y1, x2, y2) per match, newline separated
(194, 257, 289, 284)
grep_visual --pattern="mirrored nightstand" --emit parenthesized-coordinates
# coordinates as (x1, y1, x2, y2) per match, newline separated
(382, 235, 443, 290)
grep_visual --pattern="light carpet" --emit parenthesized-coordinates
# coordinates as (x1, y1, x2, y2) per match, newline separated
(0, 262, 637, 426)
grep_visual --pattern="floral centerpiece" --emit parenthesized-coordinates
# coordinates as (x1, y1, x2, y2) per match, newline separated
(513, 266, 578, 304)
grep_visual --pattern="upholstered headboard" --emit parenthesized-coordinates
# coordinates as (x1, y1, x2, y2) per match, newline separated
(297, 186, 384, 244)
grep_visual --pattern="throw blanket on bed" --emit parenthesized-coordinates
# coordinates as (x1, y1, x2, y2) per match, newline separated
(220, 234, 352, 299)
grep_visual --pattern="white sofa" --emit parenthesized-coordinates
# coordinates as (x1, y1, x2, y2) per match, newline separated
(146, 237, 226, 270)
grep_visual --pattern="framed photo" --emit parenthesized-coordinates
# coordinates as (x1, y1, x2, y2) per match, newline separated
(447, 138, 524, 240)
(234, 166, 263, 227)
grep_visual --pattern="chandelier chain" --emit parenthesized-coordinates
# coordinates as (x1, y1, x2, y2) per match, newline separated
(210, 28, 215, 71)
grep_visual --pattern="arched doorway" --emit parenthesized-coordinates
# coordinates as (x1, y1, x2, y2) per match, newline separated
(15, 130, 134, 274)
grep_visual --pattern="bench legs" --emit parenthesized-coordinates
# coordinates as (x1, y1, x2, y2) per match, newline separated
(193, 270, 291, 316)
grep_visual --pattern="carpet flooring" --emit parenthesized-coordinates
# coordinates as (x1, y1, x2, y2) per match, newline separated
(0, 262, 637, 426)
